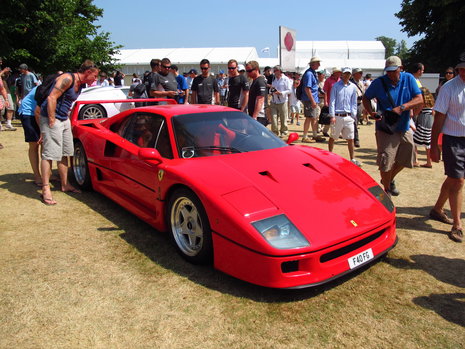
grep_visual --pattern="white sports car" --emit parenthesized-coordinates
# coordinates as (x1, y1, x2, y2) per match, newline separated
(76, 86, 133, 120)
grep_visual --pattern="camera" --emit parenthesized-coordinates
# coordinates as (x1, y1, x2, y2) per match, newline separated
(374, 111, 383, 120)
(270, 87, 277, 93)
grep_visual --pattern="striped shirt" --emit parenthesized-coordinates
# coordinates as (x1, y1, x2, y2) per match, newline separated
(434, 75, 465, 137)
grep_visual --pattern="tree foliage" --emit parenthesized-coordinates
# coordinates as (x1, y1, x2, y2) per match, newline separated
(0, 0, 121, 75)
(375, 36, 410, 62)
(396, 0, 465, 72)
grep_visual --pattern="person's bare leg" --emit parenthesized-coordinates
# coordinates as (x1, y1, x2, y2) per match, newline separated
(348, 139, 355, 160)
(446, 177, 464, 229)
(28, 142, 41, 184)
(41, 159, 56, 204)
(328, 137, 335, 152)
(58, 156, 81, 192)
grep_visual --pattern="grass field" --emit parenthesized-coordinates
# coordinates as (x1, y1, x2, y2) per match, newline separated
(0, 120, 464, 348)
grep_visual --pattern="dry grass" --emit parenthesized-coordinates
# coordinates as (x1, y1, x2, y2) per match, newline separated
(0, 120, 464, 349)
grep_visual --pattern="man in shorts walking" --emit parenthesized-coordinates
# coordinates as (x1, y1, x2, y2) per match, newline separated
(328, 67, 362, 166)
(363, 56, 423, 196)
(429, 61, 465, 242)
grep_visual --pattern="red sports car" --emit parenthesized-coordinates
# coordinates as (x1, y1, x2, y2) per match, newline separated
(71, 99, 397, 289)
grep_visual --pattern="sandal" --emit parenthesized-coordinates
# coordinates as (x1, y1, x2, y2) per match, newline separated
(429, 209, 453, 225)
(420, 164, 432, 168)
(448, 228, 463, 243)
(41, 184, 57, 205)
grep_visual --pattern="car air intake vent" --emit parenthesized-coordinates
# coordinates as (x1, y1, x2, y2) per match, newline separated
(302, 163, 321, 173)
(258, 171, 278, 183)
(320, 229, 386, 263)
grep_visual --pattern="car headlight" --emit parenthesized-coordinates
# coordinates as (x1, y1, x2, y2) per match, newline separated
(368, 185, 395, 213)
(252, 214, 310, 249)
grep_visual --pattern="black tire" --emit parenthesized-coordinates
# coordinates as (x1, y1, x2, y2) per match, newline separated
(78, 104, 107, 120)
(72, 141, 92, 190)
(167, 188, 213, 264)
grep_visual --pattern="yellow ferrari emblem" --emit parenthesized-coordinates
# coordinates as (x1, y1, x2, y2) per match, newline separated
(350, 220, 358, 227)
(158, 170, 164, 181)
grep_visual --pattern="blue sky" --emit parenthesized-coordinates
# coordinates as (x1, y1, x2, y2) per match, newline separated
(93, 0, 421, 57)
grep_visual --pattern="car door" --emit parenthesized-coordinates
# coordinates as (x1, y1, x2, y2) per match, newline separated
(107, 111, 173, 223)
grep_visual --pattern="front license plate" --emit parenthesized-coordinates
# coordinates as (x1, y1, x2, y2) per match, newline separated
(348, 248, 374, 269)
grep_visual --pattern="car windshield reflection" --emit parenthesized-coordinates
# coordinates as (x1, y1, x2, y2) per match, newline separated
(172, 111, 286, 158)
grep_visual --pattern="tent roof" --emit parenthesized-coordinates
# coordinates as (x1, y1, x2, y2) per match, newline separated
(115, 47, 259, 65)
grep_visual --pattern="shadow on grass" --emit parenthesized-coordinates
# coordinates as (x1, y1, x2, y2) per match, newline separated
(0, 172, 45, 200)
(386, 255, 465, 327)
(395, 205, 450, 236)
(413, 293, 465, 327)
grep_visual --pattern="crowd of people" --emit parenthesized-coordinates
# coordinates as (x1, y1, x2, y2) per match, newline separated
(0, 55, 464, 243)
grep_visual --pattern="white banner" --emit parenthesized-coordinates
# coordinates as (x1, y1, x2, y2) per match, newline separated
(279, 26, 296, 71)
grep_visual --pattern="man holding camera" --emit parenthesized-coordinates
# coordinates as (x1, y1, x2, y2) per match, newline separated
(363, 56, 423, 196)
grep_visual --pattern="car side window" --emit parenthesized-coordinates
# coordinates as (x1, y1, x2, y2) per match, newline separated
(121, 112, 173, 159)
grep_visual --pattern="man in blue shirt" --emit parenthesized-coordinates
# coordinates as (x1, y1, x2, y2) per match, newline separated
(301, 56, 325, 143)
(363, 56, 423, 196)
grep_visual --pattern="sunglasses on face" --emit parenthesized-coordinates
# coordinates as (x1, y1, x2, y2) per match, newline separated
(446, 72, 454, 74)
(228, 67, 236, 70)
(200, 67, 209, 70)
(162, 65, 171, 69)
(246, 69, 254, 73)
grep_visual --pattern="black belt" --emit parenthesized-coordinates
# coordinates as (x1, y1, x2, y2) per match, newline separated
(335, 113, 351, 116)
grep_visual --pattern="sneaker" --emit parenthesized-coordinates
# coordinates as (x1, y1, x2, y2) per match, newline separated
(281, 131, 288, 136)
(323, 132, 330, 137)
(5, 124, 16, 131)
(429, 209, 453, 225)
(301, 137, 316, 143)
(351, 159, 362, 167)
(389, 180, 400, 196)
(312, 135, 326, 143)
(448, 228, 463, 243)
(296, 121, 301, 126)
(290, 119, 294, 124)
(354, 140, 360, 148)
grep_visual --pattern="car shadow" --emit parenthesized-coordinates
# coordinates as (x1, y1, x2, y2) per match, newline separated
(0, 171, 396, 302)
(385, 255, 465, 327)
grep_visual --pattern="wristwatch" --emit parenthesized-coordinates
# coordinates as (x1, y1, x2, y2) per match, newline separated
(400, 104, 406, 111)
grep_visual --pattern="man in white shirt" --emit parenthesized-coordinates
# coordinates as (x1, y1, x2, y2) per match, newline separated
(270, 65, 292, 136)
(328, 67, 361, 167)
(429, 61, 465, 243)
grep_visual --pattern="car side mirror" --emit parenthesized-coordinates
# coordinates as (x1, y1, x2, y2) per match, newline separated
(138, 148, 163, 163)
(286, 132, 299, 144)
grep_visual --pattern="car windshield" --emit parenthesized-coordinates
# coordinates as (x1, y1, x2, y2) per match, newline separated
(172, 111, 286, 158)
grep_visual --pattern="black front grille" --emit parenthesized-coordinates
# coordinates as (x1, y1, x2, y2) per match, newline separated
(320, 229, 386, 263)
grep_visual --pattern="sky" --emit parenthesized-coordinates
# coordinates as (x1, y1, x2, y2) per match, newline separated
(93, 0, 422, 57)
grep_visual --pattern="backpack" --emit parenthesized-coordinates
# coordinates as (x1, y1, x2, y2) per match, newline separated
(296, 68, 310, 100)
(34, 73, 75, 106)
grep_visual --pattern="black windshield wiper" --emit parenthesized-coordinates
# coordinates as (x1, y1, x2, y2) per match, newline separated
(193, 146, 242, 153)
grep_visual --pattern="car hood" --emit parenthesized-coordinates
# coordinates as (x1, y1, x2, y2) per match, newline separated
(170, 145, 392, 249)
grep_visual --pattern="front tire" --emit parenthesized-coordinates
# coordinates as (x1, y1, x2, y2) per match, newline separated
(168, 188, 213, 264)
(72, 141, 92, 190)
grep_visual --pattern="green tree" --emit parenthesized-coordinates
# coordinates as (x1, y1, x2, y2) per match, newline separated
(396, 0, 465, 72)
(376, 36, 397, 58)
(0, 0, 121, 75)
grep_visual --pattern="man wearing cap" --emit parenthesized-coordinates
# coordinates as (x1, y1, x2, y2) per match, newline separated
(18, 63, 38, 101)
(226, 59, 249, 111)
(270, 65, 292, 136)
(186, 69, 197, 103)
(429, 61, 465, 243)
(323, 67, 342, 106)
(328, 67, 362, 167)
(216, 69, 228, 105)
(350, 67, 365, 147)
(363, 56, 423, 196)
(301, 56, 325, 143)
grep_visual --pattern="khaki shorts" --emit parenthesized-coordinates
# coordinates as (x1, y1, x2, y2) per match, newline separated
(376, 130, 414, 172)
(303, 100, 320, 118)
(40, 116, 74, 161)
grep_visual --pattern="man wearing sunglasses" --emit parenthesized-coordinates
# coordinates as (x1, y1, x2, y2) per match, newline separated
(246, 60, 268, 126)
(191, 59, 220, 105)
(226, 59, 249, 111)
(150, 58, 178, 100)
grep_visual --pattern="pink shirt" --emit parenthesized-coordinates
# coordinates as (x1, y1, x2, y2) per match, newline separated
(323, 75, 340, 105)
